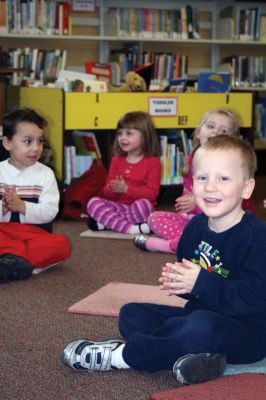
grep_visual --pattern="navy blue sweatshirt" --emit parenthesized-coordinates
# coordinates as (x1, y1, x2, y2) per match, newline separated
(177, 212, 266, 329)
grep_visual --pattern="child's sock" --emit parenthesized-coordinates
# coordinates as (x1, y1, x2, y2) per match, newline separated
(111, 343, 130, 369)
(128, 223, 150, 235)
(97, 222, 106, 230)
(87, 217, 108, 231)
(146, 237, 174, 254)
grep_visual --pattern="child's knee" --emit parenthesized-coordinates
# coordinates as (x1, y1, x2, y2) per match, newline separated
(87, 196, 100, 213)
(184, 310, 216, 339)
(148, 211, 161, 230)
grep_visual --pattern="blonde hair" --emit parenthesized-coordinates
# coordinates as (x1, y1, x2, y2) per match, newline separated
(183, 108, 239, 177)
(193, 135, 257, 179)
(113, 111, 160, 157)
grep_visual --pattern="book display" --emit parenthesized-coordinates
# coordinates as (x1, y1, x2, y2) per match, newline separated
(0, 1, 265, 180)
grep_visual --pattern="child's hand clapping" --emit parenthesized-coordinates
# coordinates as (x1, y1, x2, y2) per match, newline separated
(159, 259, 200, 295)
(108, 176, 128, 193)
(2, 185, 26, 214)
(175, 188, 196, 214)
(263, 199, 266, 209)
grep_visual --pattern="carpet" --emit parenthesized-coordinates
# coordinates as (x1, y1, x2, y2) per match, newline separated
(80, 229, 137, 239)
(68, 281, 187, 316)
(149, 373, 266, 400)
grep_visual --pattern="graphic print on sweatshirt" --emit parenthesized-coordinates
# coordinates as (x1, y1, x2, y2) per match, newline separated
(191, 240, 230, 278)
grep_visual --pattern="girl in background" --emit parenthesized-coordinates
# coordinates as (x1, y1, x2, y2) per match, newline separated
(134, 108, 256, 254)
(87, 111, 161, 234)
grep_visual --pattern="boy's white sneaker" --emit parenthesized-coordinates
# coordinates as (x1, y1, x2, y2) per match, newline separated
(61, 339, 124, 371)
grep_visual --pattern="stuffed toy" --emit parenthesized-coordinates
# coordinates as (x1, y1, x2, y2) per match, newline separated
(109, 71, 147, 92)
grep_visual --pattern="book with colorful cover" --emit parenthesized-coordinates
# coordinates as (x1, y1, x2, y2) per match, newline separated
(85, 61, 111, 82)
(197, 72, 231, 93)
(72, 131, 101, 160)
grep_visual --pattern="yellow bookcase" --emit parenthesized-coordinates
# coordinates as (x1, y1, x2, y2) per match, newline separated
(20, 88, 253, 181)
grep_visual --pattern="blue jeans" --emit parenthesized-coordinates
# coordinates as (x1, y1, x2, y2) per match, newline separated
(119, 302, 266, 372)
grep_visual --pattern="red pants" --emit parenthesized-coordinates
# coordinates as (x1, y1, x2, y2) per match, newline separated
(0, 223, 71, 270)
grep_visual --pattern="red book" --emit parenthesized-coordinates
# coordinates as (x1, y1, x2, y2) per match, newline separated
(85, 61, 111, 82)
(62, 2, 69, 35)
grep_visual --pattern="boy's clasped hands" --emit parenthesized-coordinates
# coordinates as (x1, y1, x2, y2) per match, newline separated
(159, 258, 201, 295)
(2, 184, 25, 216)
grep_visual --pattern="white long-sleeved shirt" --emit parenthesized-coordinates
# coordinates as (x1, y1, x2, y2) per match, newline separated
(0, 160, 59, 224)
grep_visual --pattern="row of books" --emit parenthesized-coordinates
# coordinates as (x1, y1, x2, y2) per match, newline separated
(64, 146, 94, 185)
(110, 48, 188, 84)
(2, 46, 67, 84)
(160, 130, 193, 185)
(64, 131, 101, 184)
(0, 0, 70, 35)
(225, 55, 266, 89)
(255, 99, 266, 139)
(105, 6, 200, 40)
(218, 5, 265, 41)
(169, 72, 231, 94)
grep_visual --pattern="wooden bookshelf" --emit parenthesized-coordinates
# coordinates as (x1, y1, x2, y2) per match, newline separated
(1, 1, 266, 79)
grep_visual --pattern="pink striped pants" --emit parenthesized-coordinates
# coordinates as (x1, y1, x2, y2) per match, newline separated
(87, 197, 154, 233)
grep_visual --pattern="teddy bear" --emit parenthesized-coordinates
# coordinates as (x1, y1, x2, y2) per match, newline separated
(109, 71, 147, 92)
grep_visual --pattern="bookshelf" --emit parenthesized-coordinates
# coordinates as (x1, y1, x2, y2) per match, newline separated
(1, 1, 264, 157)
(1, 1, 266, 78)
(19, 87, 252, 182)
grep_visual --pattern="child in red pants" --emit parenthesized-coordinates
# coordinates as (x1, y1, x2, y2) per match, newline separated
(0, 107, 70, 282)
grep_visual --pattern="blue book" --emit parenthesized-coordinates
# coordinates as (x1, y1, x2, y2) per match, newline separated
(197, 72, 231, 93)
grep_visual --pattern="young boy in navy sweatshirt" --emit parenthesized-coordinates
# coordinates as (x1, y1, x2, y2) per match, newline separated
(61, 135, 266, 385)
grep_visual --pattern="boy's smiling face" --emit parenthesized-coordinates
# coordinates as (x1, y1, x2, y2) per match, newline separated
(193, 148, 255, 231)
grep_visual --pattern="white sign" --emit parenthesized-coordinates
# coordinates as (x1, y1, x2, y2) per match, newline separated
(149, 97, 177, 117)
(72, 0, 95, 12)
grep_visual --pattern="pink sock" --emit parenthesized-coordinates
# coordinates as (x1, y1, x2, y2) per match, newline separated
(146, 237, 175, 254)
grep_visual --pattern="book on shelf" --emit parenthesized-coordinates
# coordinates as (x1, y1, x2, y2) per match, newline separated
(260, 14, 266, 41)
(56, 69, 108, 92)
(159, 129, 192, 185)
(255, 98, 266, 139)
(72, 131, 101, 160)
(197, 72, 230, 93)
(85, 61, 112, 82)
(64, 145, 94, 184)
(169, 77, 197, 93)
(64, 130, 101, 184)
(217, 6, 236, 40)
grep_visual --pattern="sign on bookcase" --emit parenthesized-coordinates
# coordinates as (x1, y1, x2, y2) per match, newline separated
(72, 0, 95, 12)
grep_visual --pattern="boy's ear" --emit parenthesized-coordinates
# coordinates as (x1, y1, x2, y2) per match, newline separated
(242, 178, 255, 199)
(2, 137, 11, 151)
